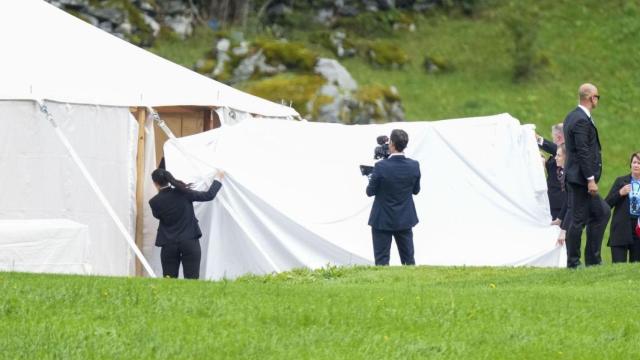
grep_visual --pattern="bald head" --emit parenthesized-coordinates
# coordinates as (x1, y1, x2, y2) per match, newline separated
(578, 83, 599, 110)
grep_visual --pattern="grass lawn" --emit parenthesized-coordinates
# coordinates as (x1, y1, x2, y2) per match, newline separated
(2, 265, 640, 359)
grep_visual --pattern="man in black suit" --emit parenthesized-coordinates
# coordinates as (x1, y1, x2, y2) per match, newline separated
(563, 83, 611, 268)
(536, 123, 565, 221)
(366, 129, 421, 265)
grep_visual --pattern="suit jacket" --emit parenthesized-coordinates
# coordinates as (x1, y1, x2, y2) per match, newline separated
(563, 107, 602, 186)
(538, 138, 564, 213)
(149, 180, 222, 246)
(605, 174, 636, 247)
(366, 155, 420, 231)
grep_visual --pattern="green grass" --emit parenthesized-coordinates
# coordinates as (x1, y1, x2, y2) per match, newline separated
(2, 265, 640, 359)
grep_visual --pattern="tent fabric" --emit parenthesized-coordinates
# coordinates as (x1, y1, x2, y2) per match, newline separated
(0, 100, 136, 276)
(0, 0, 299, 118)
(0, 219, 91, 274)
(161, 113, 565, 280)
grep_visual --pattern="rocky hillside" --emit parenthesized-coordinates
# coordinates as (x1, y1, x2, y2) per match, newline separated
(47, 0, 478, 123)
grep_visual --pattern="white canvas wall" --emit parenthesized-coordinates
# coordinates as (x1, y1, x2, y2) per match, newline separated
(0, 101, 137, 275)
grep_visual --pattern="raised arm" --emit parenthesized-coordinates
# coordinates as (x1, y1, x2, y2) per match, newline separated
(188, 180, 222, 202)
(539, 137, 558, 156)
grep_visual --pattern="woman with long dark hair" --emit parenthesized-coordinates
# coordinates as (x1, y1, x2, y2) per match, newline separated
(149, 168, 223, 279)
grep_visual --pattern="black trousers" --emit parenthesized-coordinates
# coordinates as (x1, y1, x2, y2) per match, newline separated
(566, 182, 611, 268)
(160, 238, 201, 279)
(611, 220, 640, 263)
(371, 228, 415, 266)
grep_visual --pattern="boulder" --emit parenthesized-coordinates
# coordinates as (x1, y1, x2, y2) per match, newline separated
(314, 58, 357, 92)
(143, 13, 160, 37)
(165, 14, 193, 38)
(88, 6, 124, 24)
(315, 8, 335, 25)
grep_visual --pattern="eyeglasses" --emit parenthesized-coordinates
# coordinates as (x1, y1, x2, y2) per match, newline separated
(593, 95, 601, 100)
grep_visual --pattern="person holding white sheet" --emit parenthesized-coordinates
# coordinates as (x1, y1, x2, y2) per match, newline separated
(149, 169, 224, 279)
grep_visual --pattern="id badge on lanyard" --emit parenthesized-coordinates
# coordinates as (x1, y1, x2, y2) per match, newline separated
(630, 179, 640, 217)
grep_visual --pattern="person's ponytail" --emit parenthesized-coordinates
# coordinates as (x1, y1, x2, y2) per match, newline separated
(164, 170, 192, 192)
(151, 168, 192, 192)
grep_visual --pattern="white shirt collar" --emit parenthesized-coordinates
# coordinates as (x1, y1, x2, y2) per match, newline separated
(577, 104, 591, 119)
(389, 152, 405, 157)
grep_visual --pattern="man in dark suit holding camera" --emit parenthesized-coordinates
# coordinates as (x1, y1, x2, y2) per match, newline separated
(563, 83, 611, 268)
(366, 129, 421, 265)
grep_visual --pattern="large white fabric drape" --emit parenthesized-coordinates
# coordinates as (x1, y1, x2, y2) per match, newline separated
(162, 113, 565, 280)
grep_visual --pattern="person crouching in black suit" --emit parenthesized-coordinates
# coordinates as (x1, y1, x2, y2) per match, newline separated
(149, 168, 224, 279)
(604, 152, 640, 263)
(366, 129, 421, 266)
(536, 123, 565, 221)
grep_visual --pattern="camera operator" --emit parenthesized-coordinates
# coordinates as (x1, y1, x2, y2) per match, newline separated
(366, 129, 421, 265)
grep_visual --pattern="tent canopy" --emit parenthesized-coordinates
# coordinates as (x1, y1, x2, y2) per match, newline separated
(0, 0, 299, 118)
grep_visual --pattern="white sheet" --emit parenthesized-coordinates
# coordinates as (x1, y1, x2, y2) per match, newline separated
(0, 219, 91, 274)
(162, 113, 565, 280)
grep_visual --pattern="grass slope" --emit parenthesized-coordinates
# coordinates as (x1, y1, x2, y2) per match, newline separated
(2, 266, 640, 359)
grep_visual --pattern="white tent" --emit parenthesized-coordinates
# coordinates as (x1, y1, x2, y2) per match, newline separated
(162, 114, 565, 280)
(0, 0, 298, 276)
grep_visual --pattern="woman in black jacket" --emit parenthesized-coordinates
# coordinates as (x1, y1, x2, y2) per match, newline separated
(149, 168, 223, 279)
(604, 152, 640, 263)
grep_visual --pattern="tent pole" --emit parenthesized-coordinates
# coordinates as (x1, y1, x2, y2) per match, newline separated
(135, 107, 146, 277)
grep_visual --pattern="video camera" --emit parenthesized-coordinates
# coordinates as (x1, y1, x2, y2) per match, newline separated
(360, 135, 390, 177)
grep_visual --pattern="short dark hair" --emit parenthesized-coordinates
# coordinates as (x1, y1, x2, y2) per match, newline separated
(390, 129, 409, 152)
(629, 152, 640, 167)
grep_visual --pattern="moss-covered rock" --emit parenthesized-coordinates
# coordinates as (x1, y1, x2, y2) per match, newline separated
(254, 39, 319, 72)
(352, 84, 404, 124)
(423, 55, 454, 73)
(194, 58, 216, 75)
(241, 74, 327, 118)
(366, 41, 410, 68)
